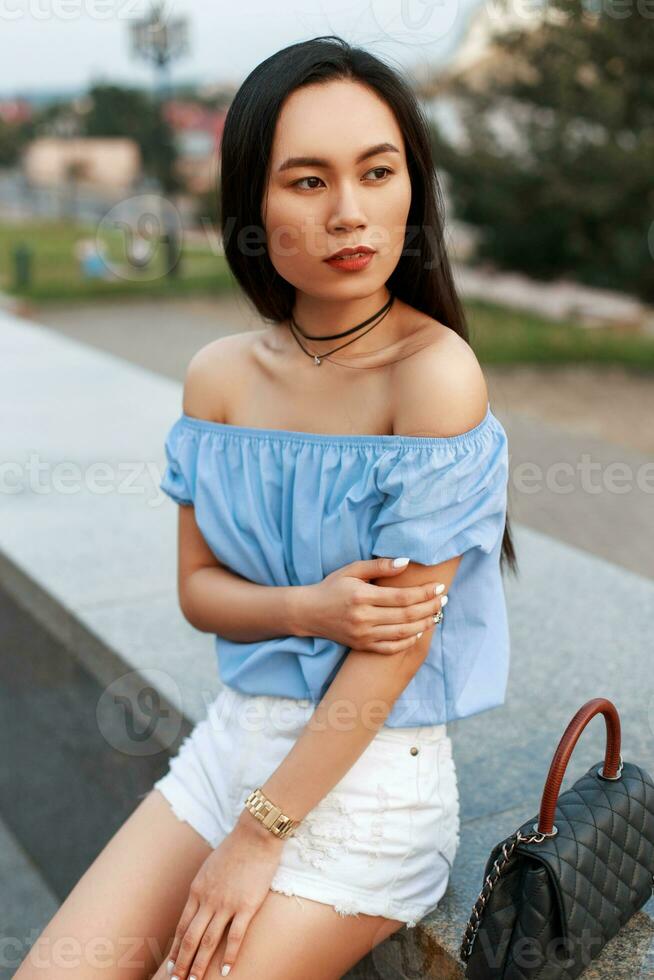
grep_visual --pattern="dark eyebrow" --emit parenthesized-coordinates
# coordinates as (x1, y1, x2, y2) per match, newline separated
(277, 142, 400, 173)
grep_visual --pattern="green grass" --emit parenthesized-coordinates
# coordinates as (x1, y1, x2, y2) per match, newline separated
(2, 220, 653, 369)
(466, 299, 654, 371)
(0, 219, 235, 301)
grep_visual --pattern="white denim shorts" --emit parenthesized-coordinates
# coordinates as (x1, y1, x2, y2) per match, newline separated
(151, 685, 460, 928)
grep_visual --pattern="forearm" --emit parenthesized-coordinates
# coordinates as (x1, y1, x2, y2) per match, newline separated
(237, 643, 424, 832)
(181, 564, 311, 641)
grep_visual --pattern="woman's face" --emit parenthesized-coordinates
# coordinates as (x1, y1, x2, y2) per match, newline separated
(262, 78, 412, 299)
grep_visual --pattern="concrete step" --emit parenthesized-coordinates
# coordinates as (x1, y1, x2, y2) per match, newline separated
(0, 816, 58, 979)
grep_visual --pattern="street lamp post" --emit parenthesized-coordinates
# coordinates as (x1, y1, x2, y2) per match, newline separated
(129, 1, 189, 101)
(129, 1, 188, 278)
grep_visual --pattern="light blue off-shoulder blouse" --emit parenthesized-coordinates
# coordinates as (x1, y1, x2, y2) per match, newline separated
(159, 402, 510, 727)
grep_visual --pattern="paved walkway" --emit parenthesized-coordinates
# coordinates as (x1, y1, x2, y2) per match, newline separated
(30, 296, 654, 582)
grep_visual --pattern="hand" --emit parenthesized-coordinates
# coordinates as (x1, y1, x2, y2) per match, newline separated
(299, 557, 448, 654)
(166, 811, 284, 979)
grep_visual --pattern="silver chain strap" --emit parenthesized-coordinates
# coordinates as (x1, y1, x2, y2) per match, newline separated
(459, 828, 547, 963)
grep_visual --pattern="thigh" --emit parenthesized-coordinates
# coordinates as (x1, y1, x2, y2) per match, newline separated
(14, 789, 212, 980)
(154, 889, 405, 980)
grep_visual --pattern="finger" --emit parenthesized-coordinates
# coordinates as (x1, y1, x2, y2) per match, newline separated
(368, 613, 439, 643)
(186, 911, 231, 980)
(167, 893, 200, 968)
(368, 602, 449, 646)
(346, 557, 412, 580)
(366, 592, 448, 626)
(219, 910, 253, 978)
(170, 905, 214, 980)
(368, 580, 445, 608)
(366, 633, 426, 655)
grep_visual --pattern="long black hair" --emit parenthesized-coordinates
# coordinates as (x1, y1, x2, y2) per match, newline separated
(219, 35, 517, 577)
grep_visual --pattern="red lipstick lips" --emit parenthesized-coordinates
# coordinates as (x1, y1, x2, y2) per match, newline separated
(324, 244, 376, 272)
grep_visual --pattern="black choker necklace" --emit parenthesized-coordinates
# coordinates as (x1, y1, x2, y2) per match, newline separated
(289, 293, 395, 366)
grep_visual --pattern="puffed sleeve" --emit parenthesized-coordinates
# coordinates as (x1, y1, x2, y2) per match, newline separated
(160, 418, 198, 506)
(370, 412, 509, 567)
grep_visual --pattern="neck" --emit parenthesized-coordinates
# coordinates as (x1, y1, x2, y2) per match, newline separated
(290, 287, 398, 355)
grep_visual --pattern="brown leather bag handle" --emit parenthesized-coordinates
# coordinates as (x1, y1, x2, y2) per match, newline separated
(536, 697, 622, 836)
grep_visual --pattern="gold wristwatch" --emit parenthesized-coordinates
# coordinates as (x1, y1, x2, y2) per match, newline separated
(243, 787, 301, 839)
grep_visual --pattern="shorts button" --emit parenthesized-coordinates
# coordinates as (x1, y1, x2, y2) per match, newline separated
(410, 746, 419, 755)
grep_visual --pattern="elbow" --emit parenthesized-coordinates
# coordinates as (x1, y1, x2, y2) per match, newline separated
(178, 572, 209, 632)
(179, 603, 201, 631)
(179, 603, 212, 634)
(178, 576, 192, 624)
(179, 595, 202, 631)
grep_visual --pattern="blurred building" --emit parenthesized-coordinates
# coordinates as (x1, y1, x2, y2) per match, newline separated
(415, 1, 547, 260)
(421, 1, 547, 146)
(22, 137, 141, 191)
(446, 1, 546, 84)
(163, 100, 226, 193)
(0, 98, 32, 124)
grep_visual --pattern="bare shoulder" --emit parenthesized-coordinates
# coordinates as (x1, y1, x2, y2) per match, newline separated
(392, 322, 489, 438)
(182, 331, 253, 421)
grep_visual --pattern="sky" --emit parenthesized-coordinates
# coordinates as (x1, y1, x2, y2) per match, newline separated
(1, 0, 483, 98)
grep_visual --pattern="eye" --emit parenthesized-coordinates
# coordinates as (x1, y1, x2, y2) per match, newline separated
(365, 166, 393, 181)
(291, 167, 394, 191)
(292, 176, 325, 190)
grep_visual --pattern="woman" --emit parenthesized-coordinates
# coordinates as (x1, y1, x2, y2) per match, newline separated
(16, 35, 517, 980)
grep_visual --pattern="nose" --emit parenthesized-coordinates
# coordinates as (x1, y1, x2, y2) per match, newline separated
(326, 181, 367, 234)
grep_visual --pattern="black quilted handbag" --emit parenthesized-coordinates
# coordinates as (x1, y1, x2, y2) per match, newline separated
(460, 698, 654, 978)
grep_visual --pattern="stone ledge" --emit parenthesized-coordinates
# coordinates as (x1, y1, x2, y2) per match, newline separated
(1, 309, 653, 978)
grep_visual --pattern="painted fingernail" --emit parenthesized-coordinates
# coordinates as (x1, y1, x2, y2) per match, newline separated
(222, 966, 232, 977)
(416, 631, 423, 638)
(440, 595, 448, 607)
(166, 962, 175, 976)
(434, 583, 445, 594)
(190, 975, 198, 980)
(392, 556, 410, 567)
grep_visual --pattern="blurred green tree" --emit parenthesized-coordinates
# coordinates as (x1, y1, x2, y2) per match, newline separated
(193, 177, 221, 231)
(0, 113, 35, 167)
(82, 83, 181, 194)
(0, 119, 20, 166)
(431, 0, 654, 301)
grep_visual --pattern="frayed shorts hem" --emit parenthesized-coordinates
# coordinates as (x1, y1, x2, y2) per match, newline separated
(268, 866, 445, 928)
(152, 775, 227, 849)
